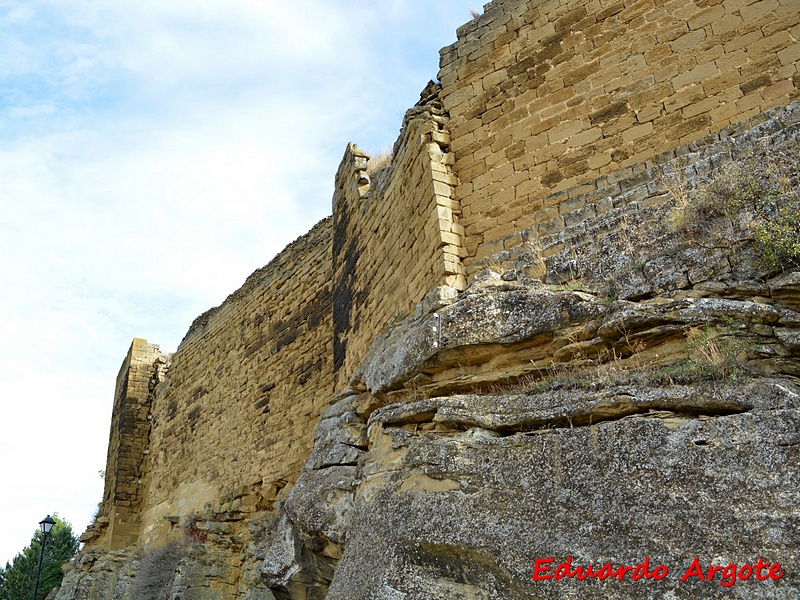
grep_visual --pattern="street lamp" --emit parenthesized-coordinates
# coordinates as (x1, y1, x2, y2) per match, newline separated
(32, 515, 56, 600)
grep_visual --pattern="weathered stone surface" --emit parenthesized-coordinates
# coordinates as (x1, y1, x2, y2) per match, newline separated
(776, 329, 800, 355)
(305, 398, 367, 471)
(262, 515, 302, 588)
(258, 394, 365, 599)
(260, 510, 338, 599)
(327, 392, 800, 599)
(268, 248, 800, 597)
(58, 522, 280, 600)
(771, 271, 800, 312)
(354, 283, 608, 393)
(372, 379, 800, 433)
(55, 549, 140, 600)
(353, 268, 800, 401)
(284, 466, 358, 546)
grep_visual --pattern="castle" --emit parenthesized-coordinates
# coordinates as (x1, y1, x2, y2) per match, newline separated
(60, 0, 800, 597)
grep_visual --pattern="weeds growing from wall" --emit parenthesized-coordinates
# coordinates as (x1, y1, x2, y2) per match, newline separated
(366, 149, 392, 174)
(683, 326, 752, 382)
(507, 326, 753, 395)
(667, 146, 800, 271)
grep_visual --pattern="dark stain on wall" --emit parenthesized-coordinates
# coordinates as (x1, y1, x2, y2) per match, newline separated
(333, 231, 367, 373)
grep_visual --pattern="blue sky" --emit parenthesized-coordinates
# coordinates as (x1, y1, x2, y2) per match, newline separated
(0, 0, 476, 564)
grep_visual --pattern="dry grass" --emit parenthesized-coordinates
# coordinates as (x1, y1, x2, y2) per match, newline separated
(366, 149, 392, 174)
(491, 326, 752, 396)
(684, 327, 751, 382)
(130, 539, 189, 600)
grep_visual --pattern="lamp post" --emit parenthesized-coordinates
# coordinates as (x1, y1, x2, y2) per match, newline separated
(32, 515, 55, 600)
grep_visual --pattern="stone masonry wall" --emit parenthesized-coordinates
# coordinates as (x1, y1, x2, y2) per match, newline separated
(136, 219, 333, 547)
(101, 338, 165, 550)
(332, 91, 465, 390)
(439, 0, 800, 266)
(63, 98, 800, 599)
(470, 99, 800, 290)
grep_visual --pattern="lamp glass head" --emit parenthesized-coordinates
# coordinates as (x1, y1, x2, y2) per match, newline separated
(39, 515, 56, 534)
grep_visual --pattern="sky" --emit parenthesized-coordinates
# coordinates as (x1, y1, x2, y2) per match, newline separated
(0, 0, 477, 566)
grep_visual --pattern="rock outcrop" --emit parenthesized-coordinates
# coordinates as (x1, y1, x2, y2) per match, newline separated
(250, 101, 800, 598)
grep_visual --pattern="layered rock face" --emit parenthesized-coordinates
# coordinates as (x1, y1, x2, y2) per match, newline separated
(286, 272, 800, 598)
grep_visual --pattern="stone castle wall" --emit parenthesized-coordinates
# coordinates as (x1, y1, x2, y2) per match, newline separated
(439, 0, 800, 266)
(331, 97, 465, 390)
(138, 218, 333, 547)
(98, 339, 165, 550)
(91, 0, 800, 554)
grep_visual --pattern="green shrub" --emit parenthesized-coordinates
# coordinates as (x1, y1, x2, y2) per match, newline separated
(673, 146, 800, 271)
